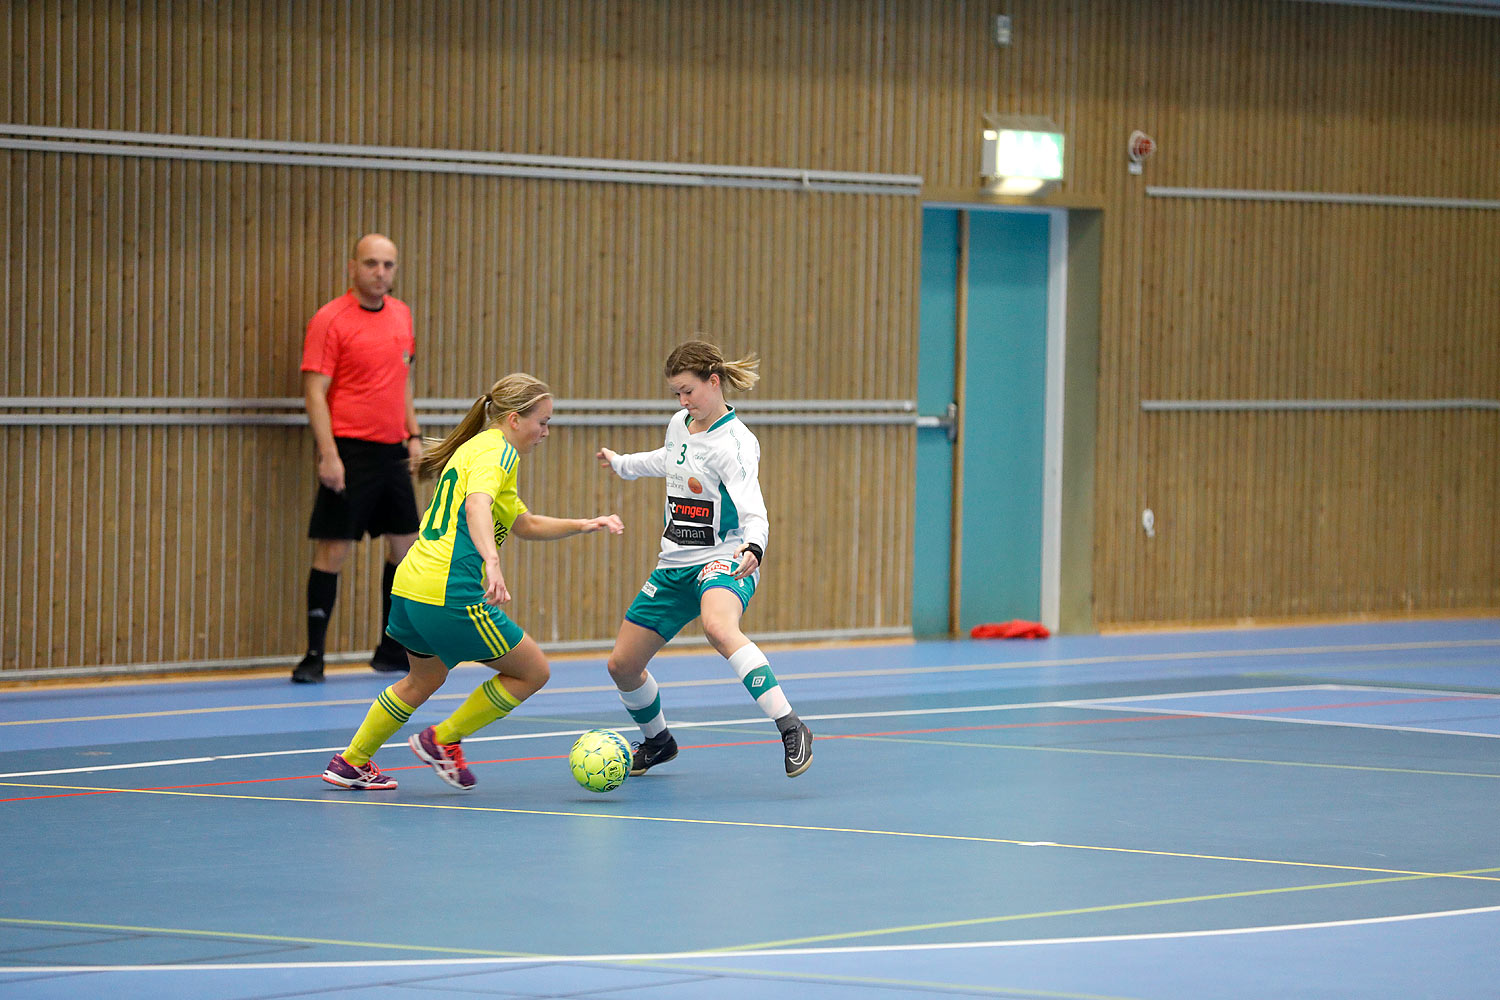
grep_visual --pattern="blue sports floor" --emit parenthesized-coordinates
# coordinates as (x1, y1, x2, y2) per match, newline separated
(1, 619, 1498, 999)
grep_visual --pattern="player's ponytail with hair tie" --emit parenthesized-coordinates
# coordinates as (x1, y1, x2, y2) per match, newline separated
(664, 340, 761, 394)
(417, 393, 490, 480)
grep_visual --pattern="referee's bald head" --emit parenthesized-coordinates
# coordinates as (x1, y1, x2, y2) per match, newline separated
(352, 233, 397, 263)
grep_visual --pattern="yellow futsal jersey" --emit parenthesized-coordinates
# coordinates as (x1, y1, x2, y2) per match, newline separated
(392, 429, 528, 607)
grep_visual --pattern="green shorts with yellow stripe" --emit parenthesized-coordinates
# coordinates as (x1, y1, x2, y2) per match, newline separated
(386, 594, 524, 667)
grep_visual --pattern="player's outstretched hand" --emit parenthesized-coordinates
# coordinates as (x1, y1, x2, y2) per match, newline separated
(596, 447, 619, 473)
(581, 514, 625, 535)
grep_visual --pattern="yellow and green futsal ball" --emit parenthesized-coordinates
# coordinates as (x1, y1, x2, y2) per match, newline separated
(569, 728, 631, 793)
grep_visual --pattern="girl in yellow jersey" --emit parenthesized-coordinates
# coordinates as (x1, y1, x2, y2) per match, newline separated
(322, 373, 623, 791)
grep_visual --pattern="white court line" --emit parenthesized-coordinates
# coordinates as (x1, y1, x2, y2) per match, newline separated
(1080, 683, 1500, 739)
(1079, 703, 1500, 740)
(0, 757, 218, 777)
(4, 684, 1498, 779)
(1297, 683, 1500, 701)
(3, 904, 1498, 973)
(1082, 683, 1500, 705)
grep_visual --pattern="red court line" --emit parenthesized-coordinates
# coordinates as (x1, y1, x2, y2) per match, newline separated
(0, 754, 589, 802)
(0, 714, 1189, 803)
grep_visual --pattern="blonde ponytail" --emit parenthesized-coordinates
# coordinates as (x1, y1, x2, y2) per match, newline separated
(416, 373, 552, 480)
(664, 339, 761, 392)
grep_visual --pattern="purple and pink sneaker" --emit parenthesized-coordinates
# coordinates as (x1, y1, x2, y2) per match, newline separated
(322, 754, 398, 790)
(409, 726, 476, 790)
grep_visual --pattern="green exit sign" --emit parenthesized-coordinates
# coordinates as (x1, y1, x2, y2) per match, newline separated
(985, 129, 1065, 180)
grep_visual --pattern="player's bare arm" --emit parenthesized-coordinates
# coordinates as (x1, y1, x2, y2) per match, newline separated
(463, 491, 509, 606)
(513, 512, 625, 540)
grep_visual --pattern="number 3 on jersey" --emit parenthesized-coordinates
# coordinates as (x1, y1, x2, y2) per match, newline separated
(421, 467, 460, 540)
(677, 443, 687, 465)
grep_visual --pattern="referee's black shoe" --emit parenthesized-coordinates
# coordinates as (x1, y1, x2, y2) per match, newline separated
(291, 651, 325, 684)
(370, 637, 409, 673)
(630, 731, 678, 776)
(779, 718, 813, 778)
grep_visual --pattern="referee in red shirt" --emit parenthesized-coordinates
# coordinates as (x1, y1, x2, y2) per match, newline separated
(292, 234, 424, 683)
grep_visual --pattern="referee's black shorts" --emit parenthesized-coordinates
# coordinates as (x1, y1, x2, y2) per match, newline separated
(308, 437, 421, 541)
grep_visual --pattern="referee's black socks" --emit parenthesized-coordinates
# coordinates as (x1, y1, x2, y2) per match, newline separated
(380, 561, 398, 637)
(306, 568, 339, 656)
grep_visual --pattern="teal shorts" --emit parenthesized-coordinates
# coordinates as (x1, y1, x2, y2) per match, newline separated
(624, 559, 758, 641)
(385, 594, 525, 667)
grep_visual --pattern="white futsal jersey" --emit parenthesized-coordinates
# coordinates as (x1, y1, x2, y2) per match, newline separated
(608, 407, 770, 570)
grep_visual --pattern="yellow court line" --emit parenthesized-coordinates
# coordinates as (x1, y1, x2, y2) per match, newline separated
(849, 733, 1500, 781)
(4, 780, 1499, 884)
(0, 915, 534, 958)
(712, 867, 1500, 952)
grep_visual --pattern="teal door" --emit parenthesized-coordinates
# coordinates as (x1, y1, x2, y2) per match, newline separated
(914, 208, 1052, 635)
(913, 211, 959, 636)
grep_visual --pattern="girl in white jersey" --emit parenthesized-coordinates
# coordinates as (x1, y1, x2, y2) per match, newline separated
(596, 340, 813, 778)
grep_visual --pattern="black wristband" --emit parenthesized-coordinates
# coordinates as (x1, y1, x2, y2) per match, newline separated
(744, 543, 764, 564)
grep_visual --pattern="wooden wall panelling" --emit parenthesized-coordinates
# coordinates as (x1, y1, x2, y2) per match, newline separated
(0, 162, 920, 670)
(1143, 409, 1500, 623)
(1132, 185, 1500, 621)
(4, 0, 1498, 670)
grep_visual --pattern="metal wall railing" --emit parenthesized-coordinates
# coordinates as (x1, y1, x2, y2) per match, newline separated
(1141, 399, 1500, 412)
(0, 125, 925, 197)
(1146, 185, 1500, 211)
(0, 398, 954, 430)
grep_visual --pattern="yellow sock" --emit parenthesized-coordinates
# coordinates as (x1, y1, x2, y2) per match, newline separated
(343, 686, 415, 766)
(434, 676, 520, 744)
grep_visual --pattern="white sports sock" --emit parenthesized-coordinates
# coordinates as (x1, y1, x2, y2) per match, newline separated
(618, 671, 667, 739)
(726, 642, 792, 721)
